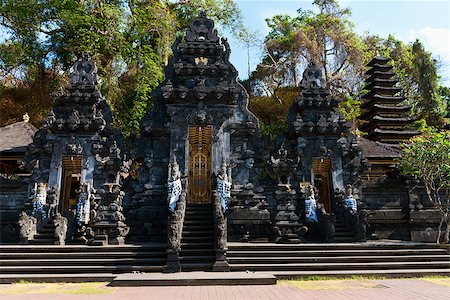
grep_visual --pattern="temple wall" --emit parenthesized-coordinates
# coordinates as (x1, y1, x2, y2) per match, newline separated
(0, 178, 28, 243)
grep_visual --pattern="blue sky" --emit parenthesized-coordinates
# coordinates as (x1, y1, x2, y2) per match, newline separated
(225, 0, 450, 86)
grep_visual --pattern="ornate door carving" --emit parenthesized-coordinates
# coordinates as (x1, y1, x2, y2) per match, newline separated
(188, 126, 212, 204)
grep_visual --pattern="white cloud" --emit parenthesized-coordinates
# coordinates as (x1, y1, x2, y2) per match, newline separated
(407, 27, 450, 61)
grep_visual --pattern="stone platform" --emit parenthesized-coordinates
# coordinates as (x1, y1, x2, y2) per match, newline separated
(110, 272, 277, 286)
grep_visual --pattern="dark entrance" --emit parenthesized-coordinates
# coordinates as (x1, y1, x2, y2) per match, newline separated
(313, 158, 332, 212)
(61, 156, 82, 215)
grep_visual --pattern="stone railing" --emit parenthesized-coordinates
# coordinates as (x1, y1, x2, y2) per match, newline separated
(212, 191, 230, 271)
(317, 204, 335, 243)
(164, 189, 187, 273)
(335, 196, 367, 242)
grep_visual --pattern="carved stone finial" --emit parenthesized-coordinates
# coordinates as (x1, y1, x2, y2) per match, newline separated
(23, 113, 30, 122)
(69, 54, 99, 87)
(185, 12, 219, 43)
(300, 62, 326, 89)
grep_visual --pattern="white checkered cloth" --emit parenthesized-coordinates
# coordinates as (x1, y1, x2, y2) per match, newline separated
(217, 179, 231, 211)
(305, 197, 318, 223)
(168, 179, 182, 212)
(344, 197, 357, 213)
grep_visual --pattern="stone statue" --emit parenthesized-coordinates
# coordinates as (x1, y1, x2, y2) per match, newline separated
(343, 184, 358, 213)
(305, 185, 318, 223)
(167, 154, 182, 212)
(53, 213, 68, 245)
(270, 143, 295, 185)
(217, 160, 232, 212)
(18, 212, 37, 244)
(46, 187, 59, 218)
(76, 183, 91, 226)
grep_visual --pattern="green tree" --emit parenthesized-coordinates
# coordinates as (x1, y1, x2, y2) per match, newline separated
(399, 132, 450, 244)
(0, 0, 243, 135)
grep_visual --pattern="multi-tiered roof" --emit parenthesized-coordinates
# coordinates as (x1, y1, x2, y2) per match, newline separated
(358, 56, 419, 144)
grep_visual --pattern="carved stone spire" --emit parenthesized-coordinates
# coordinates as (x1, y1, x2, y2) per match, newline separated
(300, 62, 326, 90)
(69, 53, 99, 88)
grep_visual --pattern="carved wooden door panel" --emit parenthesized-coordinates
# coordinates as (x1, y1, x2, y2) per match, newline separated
(313, 158, 332, 212)
(188, 126, 212, 204)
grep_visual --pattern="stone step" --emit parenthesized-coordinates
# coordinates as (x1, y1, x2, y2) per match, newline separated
(227, 255, 450, 264)
(182, 225, 213, 231)
(110, 272, 276, 286)
(0, 273, 117, 283)
(27, 239, 56, 244)
(0, 258, 166, 266)
(182, 230, 214, 237)
(180, 242, 214, 248)
(227, 242, 447, 251)
(180, 249, 215, 256)
(230, 261, 450, 271)
(183, 220, 214, 225)
(181, 263, 214, 271)
(334, 232, 355, 237)
(271, 268, 450, 278)
(227, 248, 448, 257)
(34, 233, 55, 239)
(179, 255, 216, 262)
(0, 251, 167, 259)
(0, 265, 164, 274)
(181, 236, 215, 242)
(0, 244, 167, 253)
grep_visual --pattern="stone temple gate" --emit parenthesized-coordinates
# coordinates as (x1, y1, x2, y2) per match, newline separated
(2, 12, 443, 273)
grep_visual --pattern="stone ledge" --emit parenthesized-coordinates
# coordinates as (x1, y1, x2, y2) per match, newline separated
(110, 271, 276, 286)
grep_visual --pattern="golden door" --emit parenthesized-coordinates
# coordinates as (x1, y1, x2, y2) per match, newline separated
(188, 126, 212, 204)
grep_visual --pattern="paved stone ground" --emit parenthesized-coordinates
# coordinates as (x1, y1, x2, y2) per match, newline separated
(0, 278, 449, 300)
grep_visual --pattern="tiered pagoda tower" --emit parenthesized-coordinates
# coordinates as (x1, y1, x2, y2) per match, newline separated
(358, 56, 419, 144)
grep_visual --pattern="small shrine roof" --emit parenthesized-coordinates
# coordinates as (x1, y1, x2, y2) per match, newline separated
(0, 120, 37, 153)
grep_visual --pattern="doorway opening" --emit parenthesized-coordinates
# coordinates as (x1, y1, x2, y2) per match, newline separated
(61, 156, 82, 215)
(313, 157, 332, 212)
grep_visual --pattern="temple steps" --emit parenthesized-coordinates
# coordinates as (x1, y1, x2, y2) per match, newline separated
(227, 243, 450, 276)
(333, 218, 357, 242)
(0, 244, 167, 276)
(230, 261, 450, 271)
(180, 204, 215, 271)
(27, 219, 58, 245)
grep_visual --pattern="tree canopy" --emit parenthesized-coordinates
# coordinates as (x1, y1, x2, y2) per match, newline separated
(1, 0, 448, 137)
(248, 0, 448, 133)
(0, 0, 243, 135)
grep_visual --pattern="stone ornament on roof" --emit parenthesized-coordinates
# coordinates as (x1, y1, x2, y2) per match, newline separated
(69, 53, 99, 87)
(185, 11, 219, 43)
(300, 62, 326, 90)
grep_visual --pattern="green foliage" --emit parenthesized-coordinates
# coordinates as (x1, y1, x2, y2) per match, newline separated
(250, 0, 367, 130)
(0, 0, 243, 135)
(399, 131, 450, 242)
(399, 132, 450, 184)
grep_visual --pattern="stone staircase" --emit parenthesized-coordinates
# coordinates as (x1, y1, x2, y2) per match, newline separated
(334, 216, 357, 243)
(227, 242, 450, 277)
(180, 204, 215, 271)
(0, 244, 167, 282)
(29, 219, 57, 245)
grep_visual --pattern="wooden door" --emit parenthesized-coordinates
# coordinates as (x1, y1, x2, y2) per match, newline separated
(61, 156, 82, 214)
(313, 158, 332, 212)
(188, 126, 212, 204)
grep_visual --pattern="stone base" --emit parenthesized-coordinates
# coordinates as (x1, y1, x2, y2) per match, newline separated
(213, 260, 230, 272)
(89, 234, 108, 246)
(111, 272, 276, 286)
(163, 262, 181, 273)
